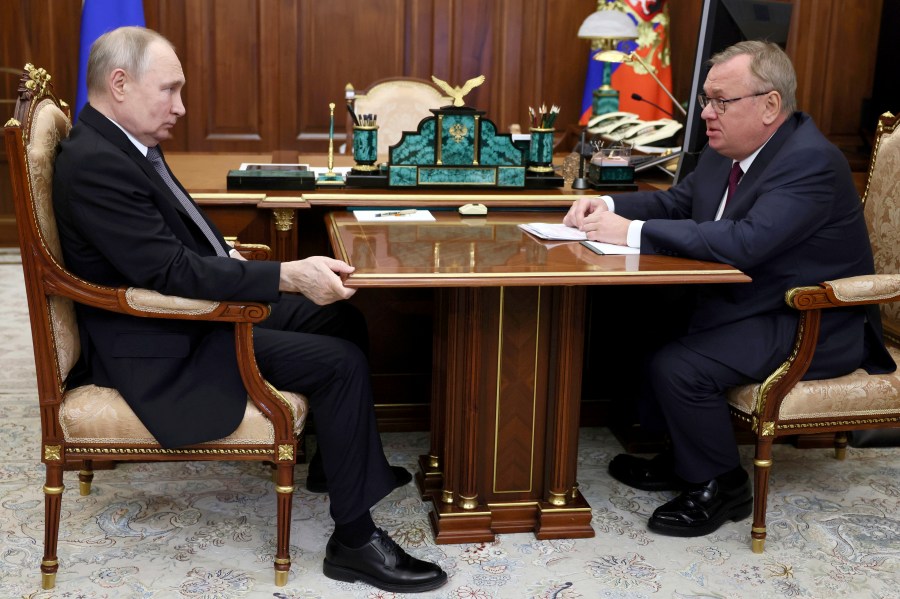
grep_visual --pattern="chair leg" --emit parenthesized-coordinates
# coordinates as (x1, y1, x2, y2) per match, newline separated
(273, 462, 295, 586)
(79, 459, 94, 496)
(751, 438, 774, 554)
(42, 463, 65, 589)
(834, 432, 848, 460)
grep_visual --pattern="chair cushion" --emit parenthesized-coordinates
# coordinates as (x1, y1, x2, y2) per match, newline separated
(863, 116, 900, 333)
(60, 385, 308, 445)
(728, 345, 900, 422)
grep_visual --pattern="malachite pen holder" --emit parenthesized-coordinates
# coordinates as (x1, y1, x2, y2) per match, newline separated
(527, 127, 554, 173)
(352, 125, 379, 172)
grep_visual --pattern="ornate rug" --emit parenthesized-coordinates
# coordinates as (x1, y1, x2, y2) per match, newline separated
(1, 259, 898, 599)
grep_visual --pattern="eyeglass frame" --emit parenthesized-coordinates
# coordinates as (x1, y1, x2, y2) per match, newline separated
(697, 90, 773, 114)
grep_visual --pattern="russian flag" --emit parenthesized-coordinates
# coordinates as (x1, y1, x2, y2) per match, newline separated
(579, 0, 674, 125)
(75, 0, 145, 119)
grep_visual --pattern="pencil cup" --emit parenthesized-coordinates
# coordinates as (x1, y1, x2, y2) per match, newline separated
(527, 127, 554, 173)
(352, 125, 378, 171)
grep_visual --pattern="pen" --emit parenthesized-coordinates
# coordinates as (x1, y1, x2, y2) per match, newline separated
(375, 209, 416, 217)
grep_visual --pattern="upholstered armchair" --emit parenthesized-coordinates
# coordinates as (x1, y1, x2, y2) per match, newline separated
(345, 77, 452, 157)
(727, 111, 900, 553)
(3, 65, 307, 590)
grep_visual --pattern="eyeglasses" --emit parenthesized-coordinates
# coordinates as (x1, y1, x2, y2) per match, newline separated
(697, 91, 772, 114)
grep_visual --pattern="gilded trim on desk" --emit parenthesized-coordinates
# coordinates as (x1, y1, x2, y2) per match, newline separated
(329, 213, 352, 262)
(191, 193, 266, 200)
(303, 193, 588, 201)
(349, 270, 743, 279)
(493, 287, 538, 494)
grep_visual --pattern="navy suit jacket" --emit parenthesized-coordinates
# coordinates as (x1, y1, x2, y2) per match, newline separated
(53, 104, 283, 447)
(613, 112, 894, 379)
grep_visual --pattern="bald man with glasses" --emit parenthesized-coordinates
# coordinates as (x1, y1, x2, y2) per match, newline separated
(566, 40, 894, 538)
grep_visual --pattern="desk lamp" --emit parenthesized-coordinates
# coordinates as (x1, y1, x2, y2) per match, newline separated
(594, 49, 687, 117)
(577, 1, 638, 117)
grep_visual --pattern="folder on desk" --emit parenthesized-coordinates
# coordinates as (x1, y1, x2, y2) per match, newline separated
(226, 168, 315, 190)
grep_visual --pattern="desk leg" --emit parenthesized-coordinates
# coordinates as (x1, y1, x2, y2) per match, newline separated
(424, 286, 593, 544)
(417, 290, 446, 497)
(537, 286, 594, 539)
(270, 208, 299, 261)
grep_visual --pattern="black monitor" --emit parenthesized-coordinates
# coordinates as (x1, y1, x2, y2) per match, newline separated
(674, 0, 793, 184)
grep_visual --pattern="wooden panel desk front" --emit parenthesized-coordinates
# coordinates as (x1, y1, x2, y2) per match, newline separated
(326, 211, 750, 543)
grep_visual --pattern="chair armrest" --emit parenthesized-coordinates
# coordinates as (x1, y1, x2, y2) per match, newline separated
(786, 274, 900, 310)
(754, 274, 900, 424)
(122, 288, 270, 322)
(43, 266, 270, 323)
(232, 241, 272, 261)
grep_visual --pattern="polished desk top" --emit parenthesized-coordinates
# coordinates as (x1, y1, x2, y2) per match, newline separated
(166, 152, 665, 209)
(327, 211, 750, 288)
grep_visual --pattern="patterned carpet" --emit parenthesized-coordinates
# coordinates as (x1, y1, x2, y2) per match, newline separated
(1, 256, 899, 599)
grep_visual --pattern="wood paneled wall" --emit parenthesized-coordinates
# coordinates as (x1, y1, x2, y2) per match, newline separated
(0, 0, 885, 243)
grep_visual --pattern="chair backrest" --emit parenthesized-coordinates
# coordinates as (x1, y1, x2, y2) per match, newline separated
(862, 111, 900, 342)
(348, 77, 452, 156)
(4, 64, 78, 403)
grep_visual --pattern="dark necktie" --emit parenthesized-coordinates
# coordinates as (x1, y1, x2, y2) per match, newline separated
(726, 162, 744, 205)
(146, 145, 227, 257)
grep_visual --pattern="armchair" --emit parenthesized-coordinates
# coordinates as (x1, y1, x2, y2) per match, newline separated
(4, 65, 307, 589)
(726, 111, 900, 553)
(346, 77, 452, 157)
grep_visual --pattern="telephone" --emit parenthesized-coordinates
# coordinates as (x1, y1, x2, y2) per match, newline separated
(620, 119, 683, 147)
(586, 111, 639, 135)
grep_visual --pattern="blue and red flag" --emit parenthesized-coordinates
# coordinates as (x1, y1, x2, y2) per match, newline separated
(75, 0, 145, 119)
(580, 0, 674, 125)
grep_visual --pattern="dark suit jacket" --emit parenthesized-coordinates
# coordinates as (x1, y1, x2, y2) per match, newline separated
(613, 112, 894, 380)
(53, 104, 283, 448)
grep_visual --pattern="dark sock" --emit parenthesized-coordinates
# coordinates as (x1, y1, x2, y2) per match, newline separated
(717, 465, 748, 488)
(306, 450, 324, 481)
(392, 466, 412, 487)
(333, 511, 377, 548)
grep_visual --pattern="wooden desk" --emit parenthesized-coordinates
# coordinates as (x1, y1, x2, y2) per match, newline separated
(326, 211, 749, 543)
(167, 152, 686, 435)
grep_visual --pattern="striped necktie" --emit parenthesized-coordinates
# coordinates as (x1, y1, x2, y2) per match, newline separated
(146, 145, 227, 257)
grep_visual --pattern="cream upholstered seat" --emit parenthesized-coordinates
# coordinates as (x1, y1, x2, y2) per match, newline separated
(4, 64, 307, 590)
(347, 77, 452, 157)
(726, 111, 900, 553)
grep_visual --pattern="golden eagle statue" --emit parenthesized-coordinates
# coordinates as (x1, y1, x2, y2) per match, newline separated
(431, 75, 486, 108)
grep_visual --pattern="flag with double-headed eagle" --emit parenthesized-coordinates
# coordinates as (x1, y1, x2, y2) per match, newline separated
(580, 0, 674, 124)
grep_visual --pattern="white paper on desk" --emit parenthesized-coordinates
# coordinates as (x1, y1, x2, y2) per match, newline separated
(353, 209, 436, 222)
(309, 166, 353, 178)
(518, 223, 586, 241)
(581, 240, 640, 255)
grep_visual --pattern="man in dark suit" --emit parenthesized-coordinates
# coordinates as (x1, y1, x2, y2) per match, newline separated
(53, 26, 446, 593)
(565, 41, 895, 537)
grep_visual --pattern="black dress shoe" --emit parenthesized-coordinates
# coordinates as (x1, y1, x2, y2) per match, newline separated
(648, 476, 753, 537)
(306, 465, 412, 494)
(608, 453, 681, 491)
(324, 528, 448, 593)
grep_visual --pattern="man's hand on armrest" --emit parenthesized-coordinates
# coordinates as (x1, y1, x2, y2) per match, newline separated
(279, 256, 356, 305)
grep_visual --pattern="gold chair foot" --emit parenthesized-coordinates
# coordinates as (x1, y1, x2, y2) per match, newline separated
(834, 447, 847, 460)
(41, 572, 56, 590)
(274, 569, 289, 586)
(79, 481, 92, 496)
(751, 537, 765, 553)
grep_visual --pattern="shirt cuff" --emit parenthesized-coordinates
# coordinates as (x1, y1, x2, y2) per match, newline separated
(626, 220, 644, 248)
(600, 195, 615, 212)
(228, 248, 240, 258)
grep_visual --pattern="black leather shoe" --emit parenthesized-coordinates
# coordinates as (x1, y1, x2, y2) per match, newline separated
(648, 476, 753, 537)
(307, 465, 412, 494)
(608, 453, 681, 491)
(324, 528, 448, 593)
